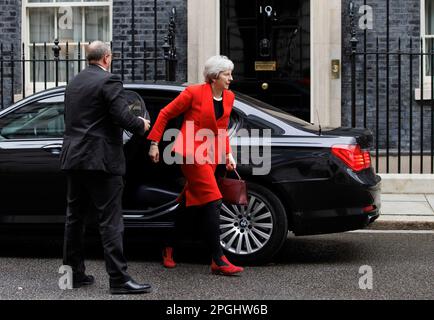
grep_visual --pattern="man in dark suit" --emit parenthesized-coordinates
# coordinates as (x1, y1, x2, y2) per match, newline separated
(60, 41, 151, 294)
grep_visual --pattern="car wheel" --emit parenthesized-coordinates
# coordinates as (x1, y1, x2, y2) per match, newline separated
(220, 182, 288, 265)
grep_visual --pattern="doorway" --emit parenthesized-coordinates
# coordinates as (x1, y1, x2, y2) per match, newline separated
(220, 0, 310, 121)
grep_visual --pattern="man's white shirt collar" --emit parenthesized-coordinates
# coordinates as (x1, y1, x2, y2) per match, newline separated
(95, 64, 108, 72)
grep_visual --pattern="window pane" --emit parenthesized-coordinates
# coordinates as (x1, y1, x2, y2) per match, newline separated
(58, 6, 83, 42)
(29, 8, 55, 43)
(27, 3, 111, 84)
(30, 45, 55, 83)
(0, 101, 65, 139)
(30, 45, 84, 82)
(425, 38, 434, 76)
(57, 44, 85, 82)
(426, 0, 434, 35)
(85, 6, 110, 42)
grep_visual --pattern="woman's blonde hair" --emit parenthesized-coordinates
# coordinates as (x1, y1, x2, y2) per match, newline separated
(203, 55, 234, 84)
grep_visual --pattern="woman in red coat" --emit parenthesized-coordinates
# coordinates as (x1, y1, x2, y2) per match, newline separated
(147, 55, 243, 275)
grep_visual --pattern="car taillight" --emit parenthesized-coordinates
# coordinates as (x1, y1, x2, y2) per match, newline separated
(363, 205, 375, 212)
(331, 144, 371, 172)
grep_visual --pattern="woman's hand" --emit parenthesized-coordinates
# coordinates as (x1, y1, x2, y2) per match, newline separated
(149, 144, 160, 163)
(226, 153, 236, 171)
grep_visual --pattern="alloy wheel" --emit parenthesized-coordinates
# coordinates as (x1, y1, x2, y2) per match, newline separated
(220, 194, 273, 255)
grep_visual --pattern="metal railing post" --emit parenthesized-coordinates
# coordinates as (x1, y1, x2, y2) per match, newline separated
(349, 1, 358, 128)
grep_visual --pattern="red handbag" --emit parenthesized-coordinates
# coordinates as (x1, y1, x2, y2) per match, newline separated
(217, 169, 248, 206)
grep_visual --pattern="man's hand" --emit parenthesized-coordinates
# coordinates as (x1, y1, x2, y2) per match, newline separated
(139, 117, 151, 132)
(226, 153, 236, 171)
(149, 145, 160, 163)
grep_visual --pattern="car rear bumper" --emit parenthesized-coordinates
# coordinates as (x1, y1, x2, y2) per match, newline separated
(291, 180, 381, 236)
(292, 207, 380, 236)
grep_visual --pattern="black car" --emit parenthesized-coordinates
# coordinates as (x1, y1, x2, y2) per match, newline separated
(0, 83, 381, 264)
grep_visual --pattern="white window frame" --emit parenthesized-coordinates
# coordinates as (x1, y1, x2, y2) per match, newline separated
(421, 0, 433, 82)
(21, 0, 113, 95)
(417, 0, 434, 99)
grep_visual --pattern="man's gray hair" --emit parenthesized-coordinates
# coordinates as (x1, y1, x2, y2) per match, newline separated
(203, 55, 234, 83)
(86, 41, 111, 62)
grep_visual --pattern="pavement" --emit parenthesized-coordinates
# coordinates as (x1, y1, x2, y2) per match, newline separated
(369, 193, 434, 230)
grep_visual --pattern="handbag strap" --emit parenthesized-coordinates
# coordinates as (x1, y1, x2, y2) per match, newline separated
(222, 168, 242, 180)
(234, 169, 242, 180)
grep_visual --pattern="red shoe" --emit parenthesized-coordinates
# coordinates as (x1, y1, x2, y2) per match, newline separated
(211, 256, 244, 275)
(162, 247, 176, 268)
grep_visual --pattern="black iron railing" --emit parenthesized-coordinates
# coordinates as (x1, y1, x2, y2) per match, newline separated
(0, 6, 177, 110)
(348, 0, 434, 174)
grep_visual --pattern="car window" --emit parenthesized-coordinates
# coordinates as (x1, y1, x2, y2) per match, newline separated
(228, 111, 240, 137)
(0, 96, 65, 140)
(236, 92, 311, 127)
(124, 90, 148, 119)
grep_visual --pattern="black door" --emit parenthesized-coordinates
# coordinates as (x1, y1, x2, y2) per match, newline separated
(221, 0, 310, 121)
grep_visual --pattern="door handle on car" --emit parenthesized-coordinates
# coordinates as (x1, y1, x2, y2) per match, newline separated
(42, 143, 63, 155)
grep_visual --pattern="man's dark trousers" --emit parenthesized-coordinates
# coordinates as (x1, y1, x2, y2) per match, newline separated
(63, 170, 129, 284)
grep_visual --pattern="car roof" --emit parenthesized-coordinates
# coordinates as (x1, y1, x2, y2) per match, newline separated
(0, 82, 187, 115)
(0, 82, 315, 137)
(123, 82, 186, 92)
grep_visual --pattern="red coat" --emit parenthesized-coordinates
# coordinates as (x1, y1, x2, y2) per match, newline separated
(147, 83, 234, 206)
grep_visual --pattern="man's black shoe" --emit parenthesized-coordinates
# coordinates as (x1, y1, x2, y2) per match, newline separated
(109, 279, 152, 295)
(73, 274, 95, 288)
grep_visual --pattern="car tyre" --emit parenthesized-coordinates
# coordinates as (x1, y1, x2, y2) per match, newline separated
(220, 182, 288, 265)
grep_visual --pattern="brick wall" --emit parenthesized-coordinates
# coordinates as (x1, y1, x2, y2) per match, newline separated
(341, 0, 425, 151)
(112, 0, 187, 83)
(0, 0, 21, 109)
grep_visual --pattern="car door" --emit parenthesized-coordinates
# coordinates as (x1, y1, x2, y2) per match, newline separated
(122, 88, 186, 216)
(0, 94, 66, 223)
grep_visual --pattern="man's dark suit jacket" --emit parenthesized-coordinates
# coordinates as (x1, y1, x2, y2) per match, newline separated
(60, 64, 145, 176)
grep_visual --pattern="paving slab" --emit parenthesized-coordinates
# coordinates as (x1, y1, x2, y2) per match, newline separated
(424, 194, 434, 211)
(380, 201, 434, 216)
(369, 193, 434, 230)
(381, 194, 427, 202)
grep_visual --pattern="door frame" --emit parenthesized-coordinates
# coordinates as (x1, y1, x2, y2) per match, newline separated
(187, 0, 341, 127)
